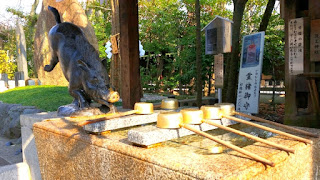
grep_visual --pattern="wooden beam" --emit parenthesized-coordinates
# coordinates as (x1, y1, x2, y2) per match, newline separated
(309, 0, 320, 20)
(119, 0, 141, 109)
(111, 0, 121, 93)
(284, 0, 298, 120)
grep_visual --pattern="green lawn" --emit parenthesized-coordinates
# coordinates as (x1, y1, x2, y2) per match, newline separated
(0, 86, 285, 112)
(0, 85, 73, 111)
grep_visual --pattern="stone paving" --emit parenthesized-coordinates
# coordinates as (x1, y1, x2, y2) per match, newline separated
(0, 136, 22, 167)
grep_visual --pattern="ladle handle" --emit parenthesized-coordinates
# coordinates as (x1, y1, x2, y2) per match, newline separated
(202, 120, 295, 153)
(234, 112, 319, 138)
(180, 123, 275, 167)
(78, 110, 138, 126)
(223, 115, 313, 144)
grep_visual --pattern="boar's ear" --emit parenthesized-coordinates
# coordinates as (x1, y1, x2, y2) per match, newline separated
(77, 60, 90, 72)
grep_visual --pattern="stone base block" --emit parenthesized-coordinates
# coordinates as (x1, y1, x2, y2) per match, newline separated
(33, 118, 320, 180)
(21, 112, 60, 180)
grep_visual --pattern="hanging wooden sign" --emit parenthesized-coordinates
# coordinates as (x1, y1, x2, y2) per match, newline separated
(111, 34, 119, 54)
(288, 18, 304, 75)
(214, 54, 224, 88)
(311, 19, 320, 62)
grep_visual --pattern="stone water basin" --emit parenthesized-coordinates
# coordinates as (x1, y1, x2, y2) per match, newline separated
(113, 122, 276, 154)
(33, 117, 320, 180)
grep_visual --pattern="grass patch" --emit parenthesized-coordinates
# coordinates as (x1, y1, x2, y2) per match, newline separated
(0, 85, 73, 111)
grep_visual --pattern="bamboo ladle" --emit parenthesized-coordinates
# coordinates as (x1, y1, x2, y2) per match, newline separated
(234, 111, 319, 138)
(215, 103, 313, 144)
(77, 98, 180, 126)
(77, 102, 155, 126)
(157, 110, 275, 167)
(200, 105, 295, 153)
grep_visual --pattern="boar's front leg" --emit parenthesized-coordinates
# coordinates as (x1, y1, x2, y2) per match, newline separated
(95, 99, 117, 113)
(69, 89, 90, 109)
(44, 55, 59, 72)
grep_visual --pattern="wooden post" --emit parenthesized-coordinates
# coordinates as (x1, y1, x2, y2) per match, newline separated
(119, 0, 142, 109)
(110, 0, 121, 93)
(284, 0, 298, 120)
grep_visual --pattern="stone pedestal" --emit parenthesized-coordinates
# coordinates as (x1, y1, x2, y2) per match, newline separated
(33, 117, 320, 180)
(21, 112, 60, 180)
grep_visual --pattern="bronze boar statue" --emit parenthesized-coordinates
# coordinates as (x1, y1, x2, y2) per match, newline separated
(45, 6, 119, 116)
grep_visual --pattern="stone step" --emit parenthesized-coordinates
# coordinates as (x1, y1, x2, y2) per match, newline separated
(0, 163, 31, 180)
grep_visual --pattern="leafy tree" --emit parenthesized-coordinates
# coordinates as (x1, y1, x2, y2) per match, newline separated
(0, 50, 17, 79)
(6, 1, 39, 78)
(224, 0, 249, 103)
(138, 0, 232, 94)
(85, 0, 112, 65)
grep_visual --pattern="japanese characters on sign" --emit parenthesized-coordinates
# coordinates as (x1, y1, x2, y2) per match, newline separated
(236, 32, 265, 114)
(288, 18, 304, 75)
(214, 54, 224, 88)
(311, 19, 320, 62)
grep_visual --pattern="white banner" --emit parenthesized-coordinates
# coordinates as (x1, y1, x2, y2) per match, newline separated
(236, 32, 265, 114)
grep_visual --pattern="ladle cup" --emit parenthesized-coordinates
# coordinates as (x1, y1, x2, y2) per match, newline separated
(78, 102, 154, 126)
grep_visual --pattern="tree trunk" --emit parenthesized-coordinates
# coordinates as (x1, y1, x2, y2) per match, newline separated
(156, 54, 164, 92)
(29, 0, 40, 78)
(258, 0, 276, 32)
(224, 0, 248, 104)
(30, 0, 39, 17)
(195, 0, 202, 107)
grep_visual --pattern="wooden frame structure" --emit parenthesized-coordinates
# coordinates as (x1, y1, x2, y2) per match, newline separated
(111, 0, 141, 109)
(282, 0, 320, 127)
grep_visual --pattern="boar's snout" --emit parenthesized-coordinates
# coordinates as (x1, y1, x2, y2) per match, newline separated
(107, 90, 120, 103)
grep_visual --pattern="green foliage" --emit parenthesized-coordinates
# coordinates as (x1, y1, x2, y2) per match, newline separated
(85, 1, 112, 69)
(3, 7, 38, 78)
(0, 86, 72, 111)
(139, 0, 232, 93)
(263, 13, 285, 80)
(1, 0, 285, 97)
(242, 0, 285, 80)
(0, 50, 17, 79)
